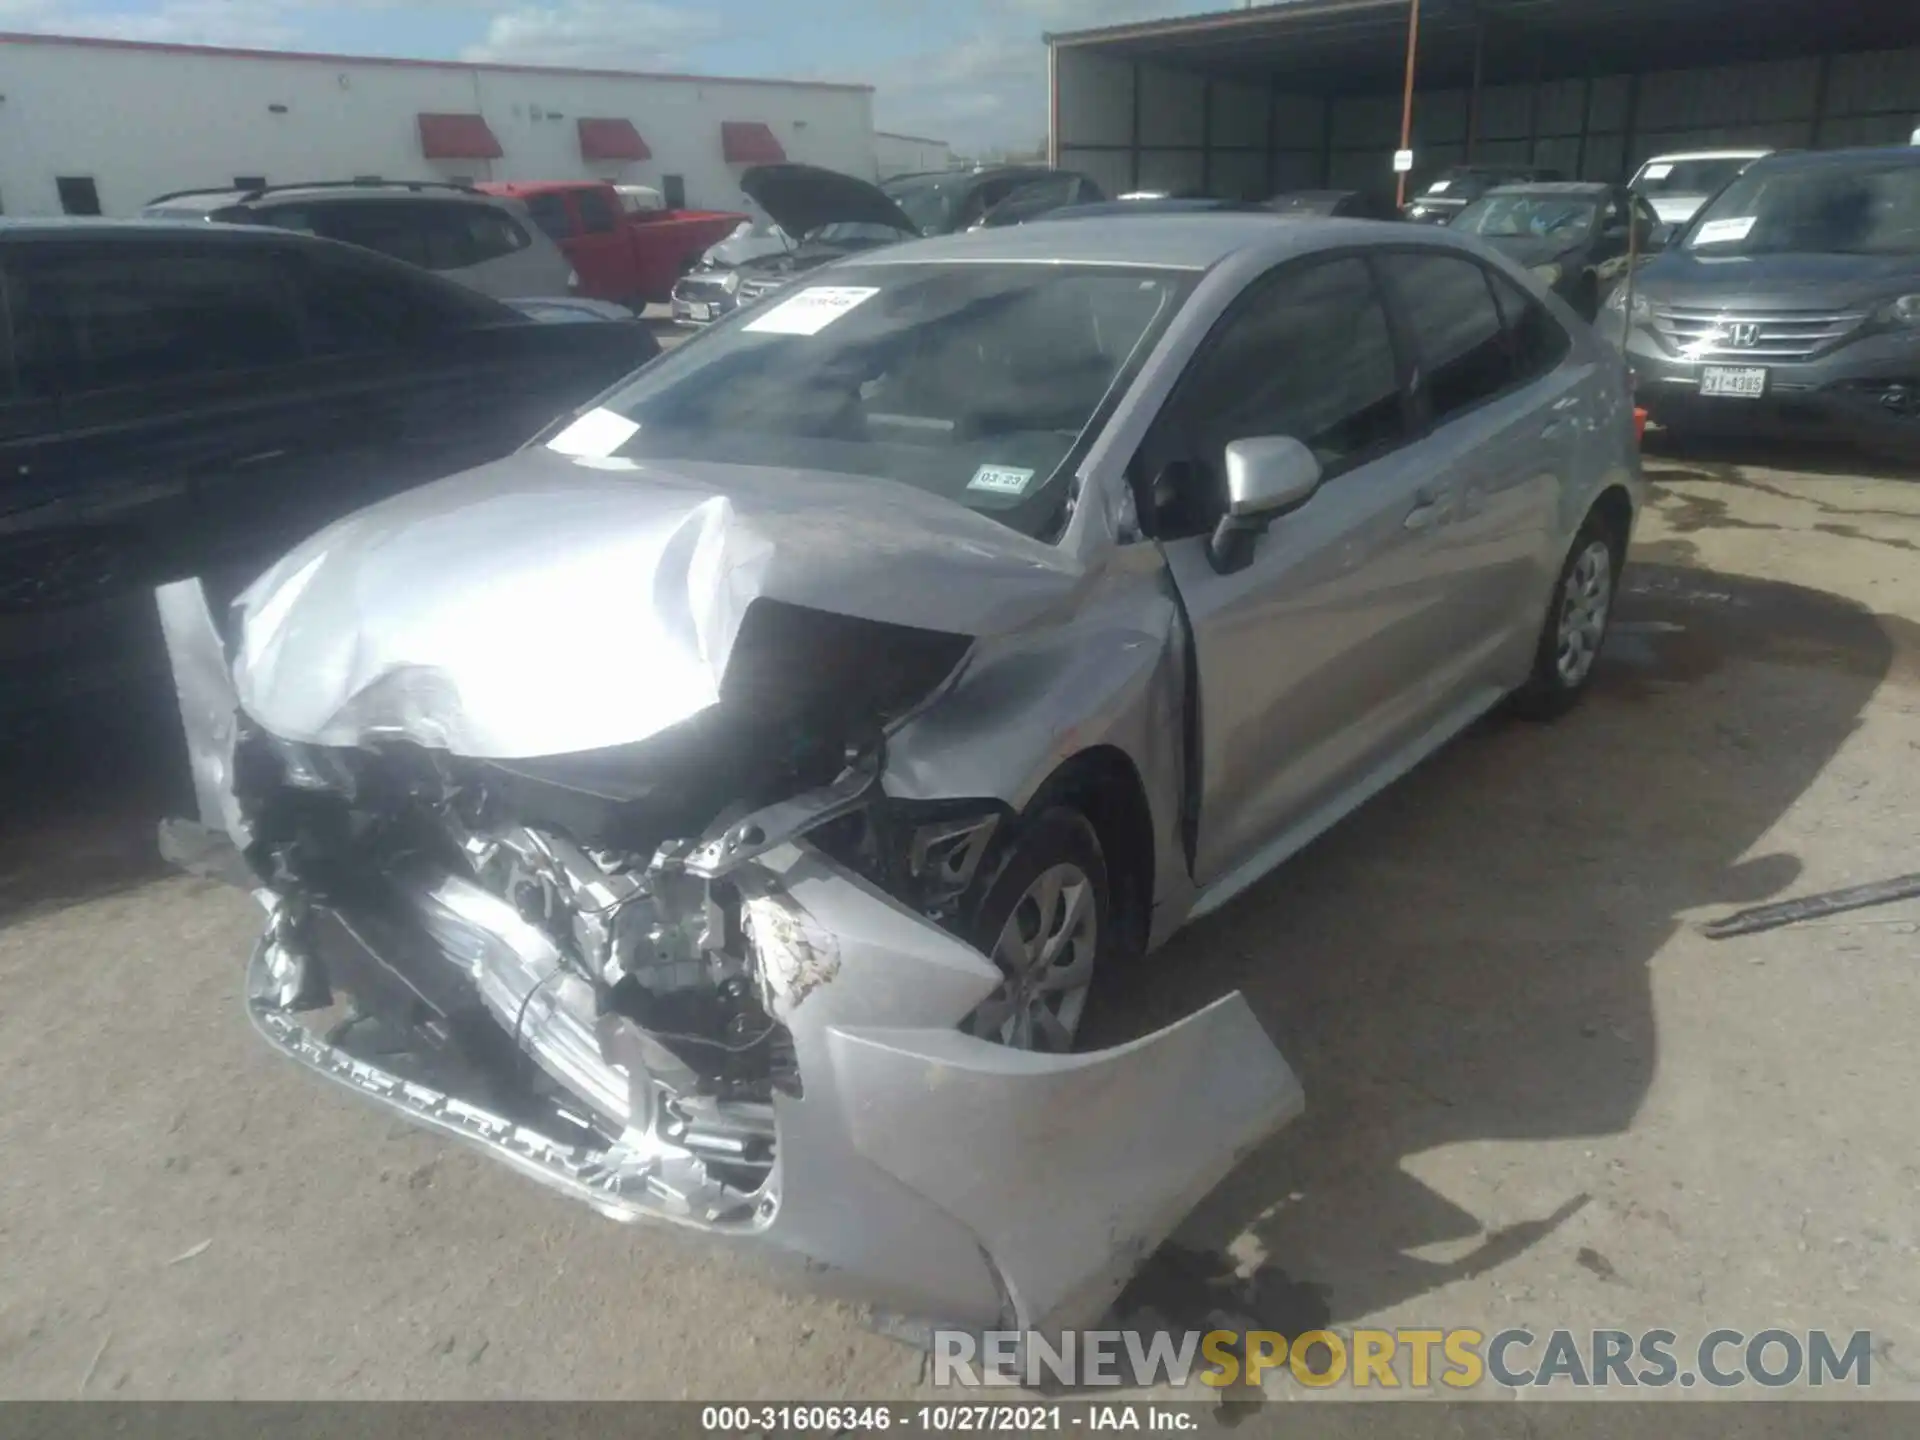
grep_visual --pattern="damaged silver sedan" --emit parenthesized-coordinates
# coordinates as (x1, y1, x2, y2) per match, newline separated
(158, 216, 1642, 1340)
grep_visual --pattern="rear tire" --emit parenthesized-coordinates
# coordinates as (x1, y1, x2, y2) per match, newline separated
(1511, 513, 1622, 721)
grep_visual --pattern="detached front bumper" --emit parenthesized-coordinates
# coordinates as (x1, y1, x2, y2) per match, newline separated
(244, 847, 1302, 1336)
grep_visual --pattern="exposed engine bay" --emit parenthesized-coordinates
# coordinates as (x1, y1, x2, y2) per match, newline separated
(228, 595, 1003, 1223)
(153, 454, 1302, 1341)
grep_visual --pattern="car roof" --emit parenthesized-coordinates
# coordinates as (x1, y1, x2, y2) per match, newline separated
(149, 181, 502, 211)
(849, 213, 1446, 271)
(1740, 145, 1920, 172)
(0, 215, 290, 241)
(479, 180, 606, 197)
(1483, 181, 1616, 196)
(1639, 149, 1772, 163)
(1441, 163, 1554, 175)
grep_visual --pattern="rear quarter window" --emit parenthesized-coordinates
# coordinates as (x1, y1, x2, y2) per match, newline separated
(1488, 269, 1572, 381)
(1379, 251, 1517, 422)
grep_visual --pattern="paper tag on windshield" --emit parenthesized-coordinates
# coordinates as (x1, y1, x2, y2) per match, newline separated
(1693, 216, 1755, 245)
(1641, 162, 1675, 180)
(1426, 180, 1450, 194)
(745, 286, 880, 336)
(968, 465, 1035, 497)
(547, 407, 639, 458)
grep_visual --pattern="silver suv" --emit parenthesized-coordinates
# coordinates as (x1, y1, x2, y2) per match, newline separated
(141, 180, 577, 300)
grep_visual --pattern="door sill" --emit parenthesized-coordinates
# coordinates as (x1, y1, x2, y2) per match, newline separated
(1187, 684, 1506, 923)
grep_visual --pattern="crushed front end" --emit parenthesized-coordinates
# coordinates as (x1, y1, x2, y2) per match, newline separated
(158, 561, 1303, 1339)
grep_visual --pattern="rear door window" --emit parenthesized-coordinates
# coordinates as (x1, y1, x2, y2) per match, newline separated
(1487, 269, 1572, 383)
(576, 187, 619, 235)
(456, 204, 532, 263)
(523, 192, 573, 242)
(278, 199, 528, 273)
(1378, 251, 1517, 424)
(11, 243, 303, 398)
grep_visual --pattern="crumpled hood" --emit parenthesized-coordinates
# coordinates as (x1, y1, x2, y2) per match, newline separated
(231, 449, 1081, 760)
(739, 162, 917, 242)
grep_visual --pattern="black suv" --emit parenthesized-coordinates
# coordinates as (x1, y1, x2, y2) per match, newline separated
(0, 219, 660, 713)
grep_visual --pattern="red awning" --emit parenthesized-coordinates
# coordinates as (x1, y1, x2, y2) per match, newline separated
(721, 120, 786, 164)
(417, 112, 503, 160)
(578, 117, 651, 162)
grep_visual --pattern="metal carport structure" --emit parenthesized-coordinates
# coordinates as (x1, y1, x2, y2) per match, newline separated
(1046, 0, 1920, 204)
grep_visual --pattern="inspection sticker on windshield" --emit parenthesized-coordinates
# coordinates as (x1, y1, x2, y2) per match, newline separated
(968, 465, 1035, 497)
(745, 286, 881, 336)
(1693, 215, 1755, 245)
(1642, 162, 1675, 181)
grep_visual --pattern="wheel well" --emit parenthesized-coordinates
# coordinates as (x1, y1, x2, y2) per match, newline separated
(1591, 485, 1634, 564)
(1026, 746, 1156, 956)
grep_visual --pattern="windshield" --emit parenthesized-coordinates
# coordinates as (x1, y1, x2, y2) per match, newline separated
(578, 262, 1193, 540)
(1453, 194, 1599, 239)
(880, 173, 964, 234)
(1687, 161, 1920, 256)
(1633, 157, 1756, 196)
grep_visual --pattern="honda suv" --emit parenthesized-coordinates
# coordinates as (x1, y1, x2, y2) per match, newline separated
(141, 180, 577, 301)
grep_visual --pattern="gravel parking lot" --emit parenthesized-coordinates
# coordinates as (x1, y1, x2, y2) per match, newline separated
(3, 433, 1919, 1402)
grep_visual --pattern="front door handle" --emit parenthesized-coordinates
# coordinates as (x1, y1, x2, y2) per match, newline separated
(1404, 490, 1443, 531)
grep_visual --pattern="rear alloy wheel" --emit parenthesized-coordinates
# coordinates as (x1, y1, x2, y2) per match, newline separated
(962, 808, 1109, 1053)
(1513, 515, 1621, 720)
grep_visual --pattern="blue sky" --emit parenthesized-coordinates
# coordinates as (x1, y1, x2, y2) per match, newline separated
(0, 0, 1183, 150)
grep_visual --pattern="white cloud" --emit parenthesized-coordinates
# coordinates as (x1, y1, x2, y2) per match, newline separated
(0, 0, 302, 46)
(461, 0, 721, 70)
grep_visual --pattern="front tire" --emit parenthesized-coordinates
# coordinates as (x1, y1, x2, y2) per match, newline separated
(960, 808, 1110, 1053)
(1512, 514, 1621, 720)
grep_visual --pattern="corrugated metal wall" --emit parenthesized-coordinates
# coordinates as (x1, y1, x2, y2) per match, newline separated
(1055, 43, 1920, 201)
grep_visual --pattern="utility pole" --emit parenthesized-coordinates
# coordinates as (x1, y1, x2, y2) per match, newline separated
(1395, 0, 1422, 209)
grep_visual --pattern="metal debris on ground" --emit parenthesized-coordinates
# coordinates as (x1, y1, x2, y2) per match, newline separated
(1701, 873, 1920, 939)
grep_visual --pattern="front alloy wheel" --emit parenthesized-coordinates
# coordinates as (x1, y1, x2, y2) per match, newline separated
(962, 808, 1110, 1053)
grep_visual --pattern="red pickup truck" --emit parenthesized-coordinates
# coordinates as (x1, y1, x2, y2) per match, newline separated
(480, 180, 744, 309)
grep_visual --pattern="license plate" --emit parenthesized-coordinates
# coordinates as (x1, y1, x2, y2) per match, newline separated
(688, 302, 712, 322)
(1699, 366, 1767, 399)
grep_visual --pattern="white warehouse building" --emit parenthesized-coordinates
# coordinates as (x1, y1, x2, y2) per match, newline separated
(0, 31, 878, 218)
(875, 131, 954, 179)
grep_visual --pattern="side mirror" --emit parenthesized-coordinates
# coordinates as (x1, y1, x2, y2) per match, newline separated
(1207, 436, 1323, 575)
(1647, 222, 1677, 251)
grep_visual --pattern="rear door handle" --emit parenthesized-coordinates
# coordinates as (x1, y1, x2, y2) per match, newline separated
(1542, 396, 1581, 440)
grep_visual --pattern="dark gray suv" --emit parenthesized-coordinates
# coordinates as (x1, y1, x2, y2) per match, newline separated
(1601, 146, 1920, 456)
